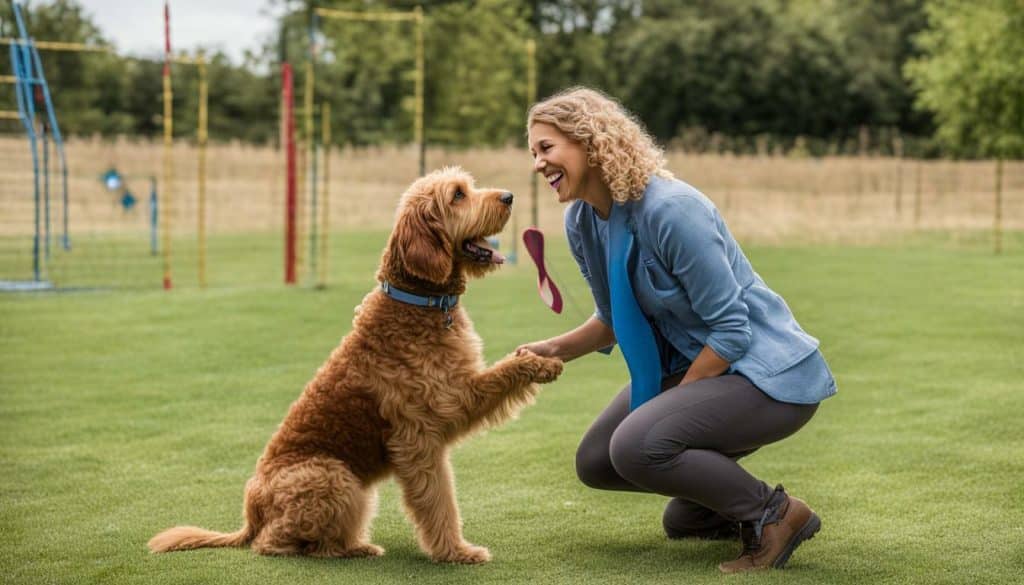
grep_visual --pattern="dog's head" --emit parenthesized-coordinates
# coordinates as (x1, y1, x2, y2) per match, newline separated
(380, 166, 513, 291)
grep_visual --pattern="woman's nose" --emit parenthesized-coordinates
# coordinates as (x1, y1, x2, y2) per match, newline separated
(533, 156, 545, 172)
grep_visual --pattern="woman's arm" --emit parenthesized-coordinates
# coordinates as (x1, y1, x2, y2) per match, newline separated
(650, 195, 752, 364)
(680, 344, 731, 385)
(516, 315, 616, 362)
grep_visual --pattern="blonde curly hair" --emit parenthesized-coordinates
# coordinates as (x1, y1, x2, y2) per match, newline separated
(527, 87, 673, 203)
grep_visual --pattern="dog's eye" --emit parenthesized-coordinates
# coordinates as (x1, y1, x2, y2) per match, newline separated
(453, 189, 465, 201)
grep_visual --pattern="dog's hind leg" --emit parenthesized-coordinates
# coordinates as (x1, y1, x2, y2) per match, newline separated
(251, 457, 384, 558)
(309, 484, 383, 559)
(392, 446, 490, 564)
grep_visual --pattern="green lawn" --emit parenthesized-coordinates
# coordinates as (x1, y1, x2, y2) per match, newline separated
(1, 231, 1022, 585)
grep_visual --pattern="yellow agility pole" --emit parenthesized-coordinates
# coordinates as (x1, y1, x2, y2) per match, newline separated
(314, 7, 418, 22)
(295, 142, 307, 281)
(161, 0, 173, 289)
(318, 101, 330, 289)
(0, 38, 113, 53)
(314, 6, 425, 176)
(414, 6, 424, 176)
(197, 51, 208, 288)
(305, 57, 316, 283)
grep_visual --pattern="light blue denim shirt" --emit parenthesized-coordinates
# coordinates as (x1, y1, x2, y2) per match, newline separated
(565, 175, 837, 405)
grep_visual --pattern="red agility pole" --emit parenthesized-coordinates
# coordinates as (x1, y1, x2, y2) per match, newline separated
(282, 63, 297, 285)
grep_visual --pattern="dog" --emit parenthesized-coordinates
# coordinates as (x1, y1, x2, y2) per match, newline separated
(148, 167, 563, 564)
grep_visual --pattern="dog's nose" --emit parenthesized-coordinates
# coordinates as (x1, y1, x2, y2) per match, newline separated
(500, 192, 514, 206)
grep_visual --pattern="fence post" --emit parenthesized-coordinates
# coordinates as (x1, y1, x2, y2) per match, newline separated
(994, 157, 1003, 255)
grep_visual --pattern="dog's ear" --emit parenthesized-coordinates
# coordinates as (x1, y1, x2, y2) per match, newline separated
(391, 197, 453, 283)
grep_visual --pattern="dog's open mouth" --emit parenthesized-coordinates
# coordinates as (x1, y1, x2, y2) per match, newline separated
(461, 238, 505, 264)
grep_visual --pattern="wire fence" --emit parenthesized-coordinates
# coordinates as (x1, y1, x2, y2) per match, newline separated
(1, 135, 1021, 290)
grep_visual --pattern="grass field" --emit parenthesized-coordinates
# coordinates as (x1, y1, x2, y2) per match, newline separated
(2, 230, 1022, 584)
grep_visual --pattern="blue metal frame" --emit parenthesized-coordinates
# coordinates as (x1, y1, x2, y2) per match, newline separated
(28, 37, 70, 251)
(43, 115, 50, 260)
(9, 37, 41, 281)
(9, 2, 72, 281)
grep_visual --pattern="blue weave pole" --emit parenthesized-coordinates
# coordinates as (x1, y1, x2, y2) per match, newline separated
(43, 121, 50, 260)
(150, 178, 159, 256)
(607, 205, 663, 411)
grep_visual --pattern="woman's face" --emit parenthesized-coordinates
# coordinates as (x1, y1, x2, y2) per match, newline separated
(528, 122, 592, 204)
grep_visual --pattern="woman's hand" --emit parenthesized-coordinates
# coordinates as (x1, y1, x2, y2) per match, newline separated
(515, 339, 559, 358)
(514, 316, 616, 362)
(680, 345, 731, 386)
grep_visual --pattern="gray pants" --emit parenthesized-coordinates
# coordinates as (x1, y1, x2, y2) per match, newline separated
(575, 373, 817, 528)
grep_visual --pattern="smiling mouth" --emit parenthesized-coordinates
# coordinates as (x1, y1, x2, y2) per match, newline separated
(546, 171, 563, 190)
(461, 237, 505, 264)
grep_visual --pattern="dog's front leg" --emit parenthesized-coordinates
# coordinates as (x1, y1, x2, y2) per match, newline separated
(462, 350, 563, 420)
(392, 446, 490, 564)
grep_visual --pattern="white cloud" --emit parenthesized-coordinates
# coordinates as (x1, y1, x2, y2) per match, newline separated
(78, 0, 282, 63)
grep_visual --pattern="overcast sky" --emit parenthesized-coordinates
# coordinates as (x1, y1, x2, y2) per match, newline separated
(79, 0, 282, 64)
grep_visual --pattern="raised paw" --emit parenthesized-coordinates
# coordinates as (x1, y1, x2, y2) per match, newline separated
(434, 543, 491, 564)
(518, 350, 564, 384)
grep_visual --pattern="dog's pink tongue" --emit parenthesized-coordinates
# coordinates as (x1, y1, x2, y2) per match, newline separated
(491, 250, 506, 264)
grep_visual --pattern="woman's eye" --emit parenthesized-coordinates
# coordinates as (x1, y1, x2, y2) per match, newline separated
(454, 189, 465, 200)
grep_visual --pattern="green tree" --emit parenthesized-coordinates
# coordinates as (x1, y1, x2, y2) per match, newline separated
(905, 0, 1024, 253)
(425, 0, 532, 146)
(0, 0, 131, 135)
(905, 0, 1024, 158)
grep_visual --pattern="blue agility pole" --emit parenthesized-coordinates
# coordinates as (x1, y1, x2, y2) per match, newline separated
(150, 177, 158, 256)
(42, 111, 51, 260)
(14, 2, 71, 252)
(9, 34, 42, 281)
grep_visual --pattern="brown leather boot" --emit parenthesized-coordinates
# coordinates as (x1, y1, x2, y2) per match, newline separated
(718, 485, 821, 573)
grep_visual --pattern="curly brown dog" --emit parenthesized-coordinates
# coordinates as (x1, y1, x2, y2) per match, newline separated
(149, 167, 563, 564)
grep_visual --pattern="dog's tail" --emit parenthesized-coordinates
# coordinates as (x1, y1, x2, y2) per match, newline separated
(149, 476, 267, 553)
(148, 524, 252, 553)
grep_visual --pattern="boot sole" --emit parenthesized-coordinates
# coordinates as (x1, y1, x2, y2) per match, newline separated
(772, 512, 821, 569)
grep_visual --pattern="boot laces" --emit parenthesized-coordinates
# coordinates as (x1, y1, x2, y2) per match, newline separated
(744, 485, 787, 554)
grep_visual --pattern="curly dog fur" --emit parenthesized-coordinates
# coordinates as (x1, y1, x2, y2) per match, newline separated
(149, 167, 563, 563)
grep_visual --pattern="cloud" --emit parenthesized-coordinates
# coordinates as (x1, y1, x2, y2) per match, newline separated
(80, 0, 281, 63)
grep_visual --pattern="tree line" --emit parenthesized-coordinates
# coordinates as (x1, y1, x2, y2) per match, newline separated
(1, 0, 1020, 158)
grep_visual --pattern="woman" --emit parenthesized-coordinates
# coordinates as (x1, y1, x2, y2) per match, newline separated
(518, 87, 837, 573)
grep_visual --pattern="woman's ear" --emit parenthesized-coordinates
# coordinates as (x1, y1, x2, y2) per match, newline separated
(390, 198, 453, 283)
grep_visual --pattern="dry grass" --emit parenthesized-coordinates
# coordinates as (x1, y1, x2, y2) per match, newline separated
(1, 136, 1021, 246)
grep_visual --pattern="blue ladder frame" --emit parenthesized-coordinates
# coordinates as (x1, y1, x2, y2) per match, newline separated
(9, 1, 71, 281)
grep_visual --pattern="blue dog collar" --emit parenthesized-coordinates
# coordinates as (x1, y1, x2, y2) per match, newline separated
(380, 280, 459, 327)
